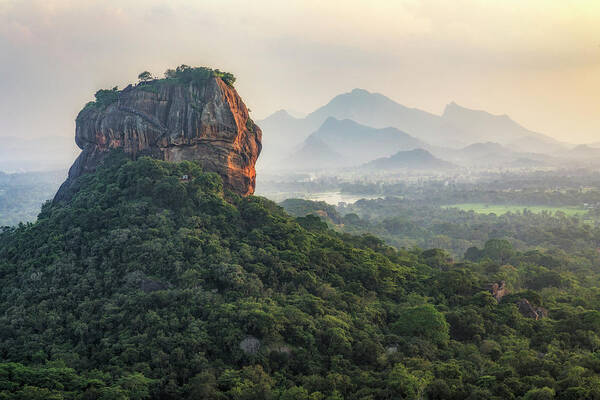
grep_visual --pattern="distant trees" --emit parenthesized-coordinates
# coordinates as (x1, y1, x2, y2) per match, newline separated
(482, 238, 514, 264)
(84, 66, 237, 113)
(164, 68, 176, 78)
(81, 65, 237, 116)
(162, 65, 236, 87)
(81, 86, 120, 111)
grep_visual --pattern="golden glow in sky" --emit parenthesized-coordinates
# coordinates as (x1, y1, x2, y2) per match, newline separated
(0, 0, 598, 142)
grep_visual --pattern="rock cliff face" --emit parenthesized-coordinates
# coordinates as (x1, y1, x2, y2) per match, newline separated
(54, 75, 261, 202)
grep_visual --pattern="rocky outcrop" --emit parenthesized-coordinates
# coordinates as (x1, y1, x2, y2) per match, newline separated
(54, 75, 261, 202)
(239, 336, 261, 355)
(517, 299, 547, 320)
(488, 281, 508, 301)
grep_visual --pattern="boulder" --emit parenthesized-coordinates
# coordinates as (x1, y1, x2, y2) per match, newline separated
(517, 298, 547, 320)
(239, 336, 261, 355)
(488, 280, 508, 301)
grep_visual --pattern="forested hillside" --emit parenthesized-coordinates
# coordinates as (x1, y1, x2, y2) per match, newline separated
(2, 155, 600, 399)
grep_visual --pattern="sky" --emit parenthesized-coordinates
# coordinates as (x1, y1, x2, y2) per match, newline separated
(0, 0, 599, 145)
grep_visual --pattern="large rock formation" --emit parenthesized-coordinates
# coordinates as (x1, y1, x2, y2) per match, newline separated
(54, 73, 261, 202)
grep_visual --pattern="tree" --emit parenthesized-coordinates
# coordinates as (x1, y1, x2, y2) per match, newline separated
(280, 386, 310, 400)
(387, 363, 430, 399)
(483, 239, 514, 264)
(93, 86, 119, 106)
(117, 373, 153, 400)
(185, 371, 219, 399)
(446, 307, 485, 341)
(522, 387, 555, 400)
(393, 304, 449, 346)
(138, 71, 153, 83)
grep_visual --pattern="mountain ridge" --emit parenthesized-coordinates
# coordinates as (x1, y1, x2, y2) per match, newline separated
(363, 148, 455, 171)
(285, 117, 426, 170)
(258, 88, 568, 168)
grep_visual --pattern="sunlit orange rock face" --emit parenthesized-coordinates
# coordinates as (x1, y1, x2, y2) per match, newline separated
(55, 77, 261, 202)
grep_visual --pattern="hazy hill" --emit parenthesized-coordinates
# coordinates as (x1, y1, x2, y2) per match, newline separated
(363, 148, 455, 171)
(551, 145, 600, 167)
(303, 89, 465, 147)
(286, 117, 426, 169)
(455, 142, 512, 158)
(427, 141, 555, 169)
(255, 109, 312, 170)
(287, 134, 346, 169)
(566, 144, 600, 158)
(258, 89, 568, 169)
(587, 141, 600, 149)
(442, 102, 565, 153)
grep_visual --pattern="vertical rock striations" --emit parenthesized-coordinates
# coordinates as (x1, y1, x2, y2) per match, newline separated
(54, 71, 261, 202)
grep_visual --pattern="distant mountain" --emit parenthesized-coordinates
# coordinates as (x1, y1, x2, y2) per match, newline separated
(442, 102, 565, 153)
(429, 141, 554, 168)
(456, 142, 512, 158)
(451, 142, 524, 167)
(303, 89, 465, 148)
(255, 110, 312, 169)
(287, 135, 346, 170)
(566, 144, 600, 158)
(587, 141, 600, 149)
(285, 109, 307, 119)
(363, 148, 455, 171)
(286, 118, 427, 169)
(258, 89, 568, 170)
(510, 157, 550, 168)
(554, 145, 600, 167)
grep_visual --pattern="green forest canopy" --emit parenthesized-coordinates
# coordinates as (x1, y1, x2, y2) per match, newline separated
(1, 154, 600, 399)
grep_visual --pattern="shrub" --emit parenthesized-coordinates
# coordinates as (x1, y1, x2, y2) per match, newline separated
(393, 304, 449, 346)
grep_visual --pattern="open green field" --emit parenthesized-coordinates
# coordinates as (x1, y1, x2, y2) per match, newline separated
(443, 203, 588, 216)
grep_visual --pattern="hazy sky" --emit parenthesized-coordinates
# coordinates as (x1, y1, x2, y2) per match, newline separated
(0, 0, 599, 144)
